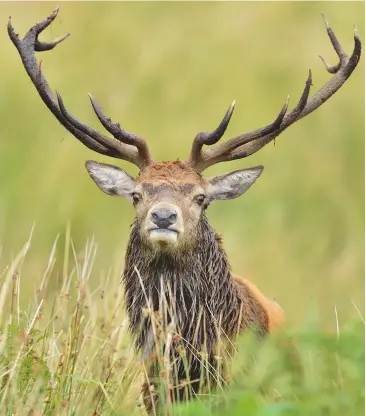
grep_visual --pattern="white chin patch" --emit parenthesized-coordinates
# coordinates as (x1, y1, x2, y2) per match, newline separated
(149, 229, 178, 244)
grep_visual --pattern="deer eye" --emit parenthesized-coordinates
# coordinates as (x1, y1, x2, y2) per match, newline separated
(195, 194, 206, 206)
(132, 192, 142, 204)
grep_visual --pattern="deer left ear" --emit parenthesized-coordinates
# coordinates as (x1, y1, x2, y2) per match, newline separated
(85, 160, 136, 199)
(207, 166, 264, 202)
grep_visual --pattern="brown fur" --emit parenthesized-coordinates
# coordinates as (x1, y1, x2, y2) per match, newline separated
(137, 161, 206, 185)
(233, 275, 285, 333)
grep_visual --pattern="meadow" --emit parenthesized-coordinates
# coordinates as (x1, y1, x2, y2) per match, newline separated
(0, 2, 364, 415)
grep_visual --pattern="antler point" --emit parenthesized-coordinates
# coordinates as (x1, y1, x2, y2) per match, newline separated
(284, 95, 290, 110)
(321, 13, 330, 29)
(307, 69, 313, 85)
(7, 18, 13, 33)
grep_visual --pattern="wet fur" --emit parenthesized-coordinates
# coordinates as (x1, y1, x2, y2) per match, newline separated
(123, 215, 284, 411)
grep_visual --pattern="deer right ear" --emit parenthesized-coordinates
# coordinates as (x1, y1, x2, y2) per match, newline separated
(206, 166, 264, 202)
(85, 160, 136, 200)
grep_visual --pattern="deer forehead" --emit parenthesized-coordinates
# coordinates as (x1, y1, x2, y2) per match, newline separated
(141, 182, 198, 197)
(136, 161, 207, 188)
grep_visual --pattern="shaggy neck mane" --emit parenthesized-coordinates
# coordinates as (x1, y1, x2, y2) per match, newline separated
(123, 217, 242, 361)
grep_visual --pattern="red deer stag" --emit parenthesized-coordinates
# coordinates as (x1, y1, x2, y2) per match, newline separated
(8, 7, 361, 412)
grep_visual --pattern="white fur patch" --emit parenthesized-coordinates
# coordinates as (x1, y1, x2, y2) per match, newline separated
(149, 229, 178, 244)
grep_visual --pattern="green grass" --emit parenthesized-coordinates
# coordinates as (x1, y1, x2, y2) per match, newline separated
(0, 234, 363, 415)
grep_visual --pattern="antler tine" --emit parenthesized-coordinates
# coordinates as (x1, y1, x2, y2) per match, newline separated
(188, 17, 361, 172)
(224, 71, 313, 161)
(35, 32, 70, 52)
(88, 94, 153, 166)
(55, 92, 146, 166)
(291, 20, 360, 122)
(222, 21, 360, 163)
(188, 95, 289, 172)
(188, 101, 235, 167)
(8, 12, 113, 157)
(212, 95, 289, 152)
(319, 13, 346, 73)
(8, 8, 152, 170)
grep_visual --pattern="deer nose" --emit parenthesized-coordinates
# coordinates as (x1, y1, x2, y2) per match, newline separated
(151, 210, 177, 229)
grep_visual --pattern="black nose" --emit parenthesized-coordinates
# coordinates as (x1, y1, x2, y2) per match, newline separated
(151, 210, 177, 229)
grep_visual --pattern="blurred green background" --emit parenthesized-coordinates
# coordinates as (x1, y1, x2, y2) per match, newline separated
(0, 2, 364, 329)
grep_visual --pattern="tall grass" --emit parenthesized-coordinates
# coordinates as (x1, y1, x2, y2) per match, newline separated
(0, 230, 140, 414)
(0, 233, 363, 415)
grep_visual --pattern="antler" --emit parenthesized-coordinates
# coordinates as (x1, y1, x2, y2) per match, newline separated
(187, 15, 361, 172)
(7, 7, 153, 170)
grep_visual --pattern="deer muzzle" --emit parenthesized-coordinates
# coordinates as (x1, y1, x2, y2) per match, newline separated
(146, 203, 184, 245)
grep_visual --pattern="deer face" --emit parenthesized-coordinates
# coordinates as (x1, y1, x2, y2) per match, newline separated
(86, 160, 263, 250)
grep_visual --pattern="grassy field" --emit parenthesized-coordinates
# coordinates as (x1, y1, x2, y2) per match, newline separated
(0, 234, 364, 415)
(0, 2, 364, 415)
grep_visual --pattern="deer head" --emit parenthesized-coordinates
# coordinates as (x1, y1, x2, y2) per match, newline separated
(85, 160, 263, 249)
(8, 8, 361, 252)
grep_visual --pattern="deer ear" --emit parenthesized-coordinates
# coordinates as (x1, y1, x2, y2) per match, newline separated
(207, 166, 263, 202)
(85, 160, 136, 199)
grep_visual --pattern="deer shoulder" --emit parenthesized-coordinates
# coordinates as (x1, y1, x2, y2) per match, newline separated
(232, 274, 285, 333)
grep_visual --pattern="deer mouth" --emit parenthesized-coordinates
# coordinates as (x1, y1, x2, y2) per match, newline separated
(148, 228, 179, 244)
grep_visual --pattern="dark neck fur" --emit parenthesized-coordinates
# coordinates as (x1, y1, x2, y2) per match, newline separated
(123, 217, 242, 358)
